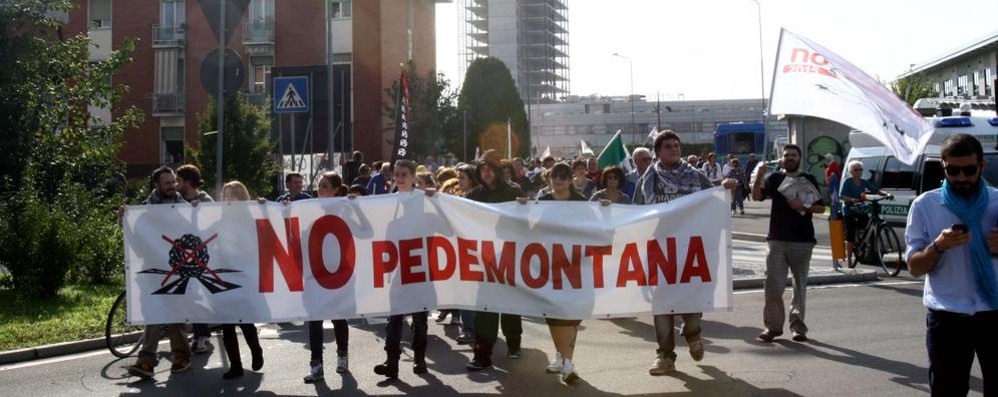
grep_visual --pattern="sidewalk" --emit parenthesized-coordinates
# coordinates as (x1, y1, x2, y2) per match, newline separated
(0, 200, 879, 366)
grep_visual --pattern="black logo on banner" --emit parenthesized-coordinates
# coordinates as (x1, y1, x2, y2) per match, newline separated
(138, 234, 241, 295)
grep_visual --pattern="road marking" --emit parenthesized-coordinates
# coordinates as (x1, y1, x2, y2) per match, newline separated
(734, 279, 922, 295)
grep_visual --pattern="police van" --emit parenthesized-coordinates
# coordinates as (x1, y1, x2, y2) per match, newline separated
(842, 98, 998, 225)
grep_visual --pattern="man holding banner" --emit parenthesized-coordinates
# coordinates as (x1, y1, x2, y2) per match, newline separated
(635, 131, 738, 375)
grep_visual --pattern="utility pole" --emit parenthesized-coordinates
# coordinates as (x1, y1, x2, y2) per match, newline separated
(214, 0, 225, 195)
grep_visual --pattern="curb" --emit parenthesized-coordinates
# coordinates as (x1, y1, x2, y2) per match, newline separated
(0, 270, 880, 366)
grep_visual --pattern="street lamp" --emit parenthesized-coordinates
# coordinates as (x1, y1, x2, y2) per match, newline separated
(612, 53, 636, 145)
(749, 0, 768, 160)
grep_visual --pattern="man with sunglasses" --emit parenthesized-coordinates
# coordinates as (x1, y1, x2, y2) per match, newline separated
(635, 130, 738, 375)
(906, 133, 998, 396)
(752, 144, 825, 344)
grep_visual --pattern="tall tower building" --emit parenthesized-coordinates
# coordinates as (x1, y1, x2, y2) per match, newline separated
(462, 0, 569, 104)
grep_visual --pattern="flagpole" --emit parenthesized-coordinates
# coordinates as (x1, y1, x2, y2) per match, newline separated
(764, 28, 788, 162)
(507, 117, 512, 159)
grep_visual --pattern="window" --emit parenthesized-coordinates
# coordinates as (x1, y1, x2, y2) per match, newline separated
(250, 0, 274, 22)
(330, 0, 352, 18)
(252, 63, 271, 94)
(89, 0, 111, 29)
(987, 68, 994, 96)
(856, 157, 882, 185)
(880, 157, 915, 189)
(957, 74, 968, 96)
(161, 127, 184, 165)
(974, 71, 981, 96)
(920, 159, 943, 194)
(943, 80, 954, 97)
(331, 53, 351, 64)
(161, 0, 185, 28)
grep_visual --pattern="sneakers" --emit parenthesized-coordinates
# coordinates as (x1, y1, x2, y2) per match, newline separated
(434, 312, 449, 323)
(688, 336, 705, 362)
(373, 361, 399, 378)
(413, 360, 428, 374)
(508, 346, 521, 359)
(170, 356, 191, 373)
(545, 352, 563, 373)
(303, 360, 323, 383)
(455, 332, 475, 344)
(757, 330, 783, 343)
(336, 356, 349, 373)
(561, 359, 579, 383)
(465, 358, 492, 371)
(127, 361, 154, 378)
(791, 331, 808, 342)
(648, 352, 675, 376)
(191, 336, 212, 354)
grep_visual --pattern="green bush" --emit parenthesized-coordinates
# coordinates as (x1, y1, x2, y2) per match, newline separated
(1, 197, 74, 298)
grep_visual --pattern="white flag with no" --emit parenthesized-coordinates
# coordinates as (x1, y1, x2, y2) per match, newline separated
(769, 29, 934, 165)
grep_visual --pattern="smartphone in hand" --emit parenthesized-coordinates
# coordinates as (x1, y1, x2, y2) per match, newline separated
(951, 224, 969, 233)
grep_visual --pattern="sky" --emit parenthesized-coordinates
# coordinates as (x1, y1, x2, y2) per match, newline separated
(435, 0, 998, 101)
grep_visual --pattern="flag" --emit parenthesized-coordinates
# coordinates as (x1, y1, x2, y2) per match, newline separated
(541, 146, 551, 159)
(598, 130, 633, 172)
(391, 68, 411, 163)
(580, 140, 594, 157)
(769, 29, 933, 165)
(473, 147, 481, 162)
(647, 127, 659, 141)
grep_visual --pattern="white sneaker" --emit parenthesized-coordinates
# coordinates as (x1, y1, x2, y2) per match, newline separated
(545, 352, 563, 373)
(192, 336, 211, 354)
(336, 356, 349, 373)
(303, 360, 323, 383)
(561, 358, 579, 383)
(648, 352, 675, 376)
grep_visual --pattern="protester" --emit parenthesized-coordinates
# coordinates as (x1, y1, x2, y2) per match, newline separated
(374, 159, 431, 378)
(906, 134, 998, 396)
(425, 155, 441, 174)
(571, 159, 597, 199)
(635, 131, 738, 375)
(343, 151, 363, 185)
(366, 162, 391, 195)
(175, 164, 215, 354)
(725, 158, 747, 215)
(456, 164, 478, 199)
(839, 160, 890, 264)
(353, 164, 372, 191)
(542, 156, 556, 170)
(701, 152, 723, 186)
(752, 144, 824, 343)
(465, 150, 526, 371)
(824, 153, 841, 185)
(500, 159, 522, 191)
(744, 154, 759, 201)
(536, 162, 591, 383)
(218, 181, 264, 379)
(590, 165, 630, 204)
(127, 166, 192, 378)
(304, 172, 352, 382)
(624, 147, 653, 201)
(586, 157, 602, 185)
(415, 171, 435, 190)
(277, 172, 312, 203)
(435, 167, 458, 188)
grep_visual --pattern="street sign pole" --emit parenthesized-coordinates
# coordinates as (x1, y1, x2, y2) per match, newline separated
(215, 0, 225, 195)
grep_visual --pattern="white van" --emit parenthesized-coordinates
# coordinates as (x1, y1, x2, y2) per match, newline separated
(842, 98, 998, 225)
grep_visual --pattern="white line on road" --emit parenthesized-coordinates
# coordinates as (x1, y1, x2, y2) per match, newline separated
(734, 279, 923, 295)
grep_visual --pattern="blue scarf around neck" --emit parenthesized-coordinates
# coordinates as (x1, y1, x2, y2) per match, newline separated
(941, 179, 998, 309)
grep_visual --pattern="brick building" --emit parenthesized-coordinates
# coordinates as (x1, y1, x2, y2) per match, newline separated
(67, 0, 440, 177)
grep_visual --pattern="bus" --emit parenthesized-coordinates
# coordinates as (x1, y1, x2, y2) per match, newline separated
(713, 122, 766, 161)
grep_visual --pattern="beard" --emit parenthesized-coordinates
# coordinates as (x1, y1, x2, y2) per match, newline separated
(950, 179, 980, 198)
(783, 159, 800, 173)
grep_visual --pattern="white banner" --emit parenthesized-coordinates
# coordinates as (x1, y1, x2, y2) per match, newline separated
(123, 189, 733, 325)
(769, 29, 934, 165)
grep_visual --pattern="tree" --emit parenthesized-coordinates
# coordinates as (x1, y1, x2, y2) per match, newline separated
(188, 93, 279, 199)
(384, 62, 461, 162)
(0, 0, 144, 296)
(459, 57, 529, 160)
(892, 73, 937, 105)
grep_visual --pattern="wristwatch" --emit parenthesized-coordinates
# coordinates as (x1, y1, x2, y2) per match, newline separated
(931, 241, 945, 254)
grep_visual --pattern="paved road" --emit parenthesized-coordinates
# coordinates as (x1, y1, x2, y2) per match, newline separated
(0, 281, 978, 396)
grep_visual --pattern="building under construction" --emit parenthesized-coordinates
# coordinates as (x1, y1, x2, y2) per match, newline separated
(462, 0, 570, 104)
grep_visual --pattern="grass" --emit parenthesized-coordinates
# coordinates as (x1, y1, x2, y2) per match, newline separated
(0, 282, 121, 351)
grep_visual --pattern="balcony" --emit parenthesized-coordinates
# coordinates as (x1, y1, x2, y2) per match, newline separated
(152, 24, 185, 48)
(243, 19, 275, 55)
(153, 93, 185, 115)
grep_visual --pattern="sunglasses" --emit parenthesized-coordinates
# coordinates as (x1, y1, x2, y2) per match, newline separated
(944, 164, 980, 176)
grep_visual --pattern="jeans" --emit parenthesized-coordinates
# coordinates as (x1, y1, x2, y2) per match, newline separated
(654, 313, 702, 360)
(926, 309, 998, 396)
(137, 323, 190, 367)
(308, 319, 349, 362)
(460, 310, 476, 336)
(385, 312, 428, 363)
(222, 323, 261, 369)
(473, 311, 522, 362)
(731, 187, 745, 211)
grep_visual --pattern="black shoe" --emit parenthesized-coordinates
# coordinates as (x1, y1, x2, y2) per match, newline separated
(374, 362, 399, 378)
(508, 347, 521, 359)
(251, 349, 264, 371)
(757, 330, 782, 342)
(791, 331, 808, 342)
(413, 360, 428, 374)
(465, 358, 492, 371)
(222, 367, 244, 379)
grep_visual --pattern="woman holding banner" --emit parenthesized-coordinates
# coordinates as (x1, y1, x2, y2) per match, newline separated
(219, 181, 265, 379)
(303, 172, 353, 382)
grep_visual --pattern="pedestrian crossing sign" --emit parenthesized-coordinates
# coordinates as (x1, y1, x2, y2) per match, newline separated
(273, 76, 309, 113)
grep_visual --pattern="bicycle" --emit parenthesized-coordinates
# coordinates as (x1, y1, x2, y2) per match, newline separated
(105, 290, 144, 358)
(846, 195, 905, 277)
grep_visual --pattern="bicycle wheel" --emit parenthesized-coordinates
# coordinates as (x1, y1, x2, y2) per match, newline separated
(105, 290, 143, 358)
(876, 224, 904, 277)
